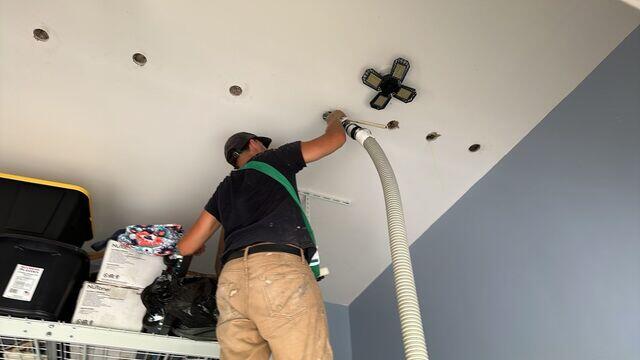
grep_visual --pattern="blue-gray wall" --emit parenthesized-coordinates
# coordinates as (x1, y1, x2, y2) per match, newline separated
(349, 26, 640, 360)
(325, 302, 352, 359)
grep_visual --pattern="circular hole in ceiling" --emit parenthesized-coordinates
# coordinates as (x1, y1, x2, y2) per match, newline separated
(132, 53, 147, 66)
(468, 144, 481, 152)
(386, 120, 399, 129)
(229, 85, 243, 96)
(426, 132, 441, 142)
(33, 28, 49, 42)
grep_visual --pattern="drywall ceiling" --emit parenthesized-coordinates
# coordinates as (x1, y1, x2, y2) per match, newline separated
(622, 0, 640, 10)
(0, 0, 638, 305)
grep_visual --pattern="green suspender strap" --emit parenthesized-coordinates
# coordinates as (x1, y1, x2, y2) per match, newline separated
(240, 161, 324, 280)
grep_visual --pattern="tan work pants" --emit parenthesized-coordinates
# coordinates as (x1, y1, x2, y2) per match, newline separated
(216, 245, 333, 360)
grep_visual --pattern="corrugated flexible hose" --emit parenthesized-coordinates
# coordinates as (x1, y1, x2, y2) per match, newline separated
(361, 136, 429, 360)
(324, 112, 429, 359)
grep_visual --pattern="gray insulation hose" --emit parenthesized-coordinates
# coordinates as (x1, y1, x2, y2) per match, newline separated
(362, 136, 429, 360)
(323, 112, 429, 358)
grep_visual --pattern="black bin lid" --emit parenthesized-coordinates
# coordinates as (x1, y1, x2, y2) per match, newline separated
(0, 173, 93, 245)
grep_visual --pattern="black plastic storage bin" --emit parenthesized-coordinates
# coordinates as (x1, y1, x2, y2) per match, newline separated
(0, 234, 89, 321)
(0, 173, 93, 247)
(0, 172, 93, 321)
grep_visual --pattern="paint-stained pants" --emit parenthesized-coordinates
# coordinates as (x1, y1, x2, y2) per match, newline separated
(215, 246, 333, 360)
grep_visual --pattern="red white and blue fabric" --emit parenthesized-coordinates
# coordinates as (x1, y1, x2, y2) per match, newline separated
(117, 224, 184, 256)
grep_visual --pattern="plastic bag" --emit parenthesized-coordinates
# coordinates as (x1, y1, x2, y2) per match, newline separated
(140, 256, 192, 335)
(166, 277, 218, 341)
(141, 256, 218, 340)
(141, 273, 175, 335)
(166, 277, 218, 327)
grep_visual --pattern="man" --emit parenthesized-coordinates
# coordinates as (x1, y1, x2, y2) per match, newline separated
(176, 110, 348, 360)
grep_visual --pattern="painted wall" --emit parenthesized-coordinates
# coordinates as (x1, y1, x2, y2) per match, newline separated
(325, 302, 352, 360)
(349, 26, 640, 360)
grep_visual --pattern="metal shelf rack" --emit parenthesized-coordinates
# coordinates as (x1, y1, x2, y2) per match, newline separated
(0, 316, 220, 359)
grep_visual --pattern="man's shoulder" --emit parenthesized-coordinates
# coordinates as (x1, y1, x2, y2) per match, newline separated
(257, 141, 305, 175)
(217, 172, 237, 188)
(256, 141, 302, 162)
(261, 141, 300, 156)
(230, 141, 304, 178)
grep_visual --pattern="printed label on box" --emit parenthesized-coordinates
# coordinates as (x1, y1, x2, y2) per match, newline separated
(2, 264, 44, 302)
(96, 240, 165, 289)
(72, 282, 146, 332)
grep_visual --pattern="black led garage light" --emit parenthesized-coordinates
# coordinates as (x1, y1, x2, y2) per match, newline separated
(362, 58, 417, 110)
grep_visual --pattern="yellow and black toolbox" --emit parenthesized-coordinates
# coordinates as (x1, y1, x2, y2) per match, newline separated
(0, 173, 93, 321)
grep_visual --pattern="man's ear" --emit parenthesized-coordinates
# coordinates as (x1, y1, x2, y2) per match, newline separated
(247, 139, 256, 151)
(249, 139, 263, 151)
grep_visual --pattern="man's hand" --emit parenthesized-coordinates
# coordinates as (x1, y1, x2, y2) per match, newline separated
(325, 110, 348, 124)
(301, 109, 348, 163)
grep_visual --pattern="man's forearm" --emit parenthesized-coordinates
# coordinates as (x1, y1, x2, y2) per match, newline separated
(176, 210, 220, 256)
(326, 117, 345, 136)
(300, 110, 347, 163)
(323, 113, 347, 149)
(176, 231, 206, 256)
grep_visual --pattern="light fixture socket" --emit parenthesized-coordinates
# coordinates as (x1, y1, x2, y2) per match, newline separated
(426, 132, 441, 141)
(229, 85, 243, 96)
(468, 144, 481, 152)
(132, 53, 147, 66)
(33, 29, 49, 41)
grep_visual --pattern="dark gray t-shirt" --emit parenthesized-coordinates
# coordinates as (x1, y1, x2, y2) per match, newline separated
(204, 141, 314, 263)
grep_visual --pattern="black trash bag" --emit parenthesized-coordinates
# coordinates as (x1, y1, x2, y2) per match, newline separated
(141, 256, 192, 335)
(166, 277, 218, 327)
(141, 272, 176, 335)
(141, 255, 218, 340)
(166, 277, 219, 341)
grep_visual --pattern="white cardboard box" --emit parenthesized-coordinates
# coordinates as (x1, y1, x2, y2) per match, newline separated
(71, 282, 146, 332)
(97, 240, 165, 289)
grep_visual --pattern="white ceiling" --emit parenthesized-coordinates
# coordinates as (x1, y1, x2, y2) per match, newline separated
(622, 0, 640, 10)
(0, 0, 638, 305)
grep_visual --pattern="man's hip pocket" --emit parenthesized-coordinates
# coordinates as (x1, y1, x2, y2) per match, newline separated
(262, 271, 312, 319)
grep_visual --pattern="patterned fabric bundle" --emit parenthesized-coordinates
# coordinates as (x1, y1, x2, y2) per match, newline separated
(117, 224, 184, 256)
